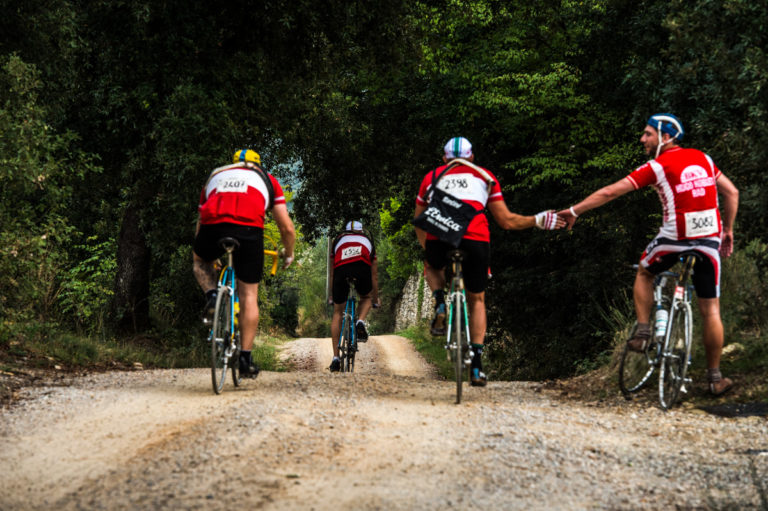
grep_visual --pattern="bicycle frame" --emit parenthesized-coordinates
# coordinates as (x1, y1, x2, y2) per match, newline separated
(444, 251, 472, 404)
(338, 280, 358, 373)
(209, 242, 240, 394)
(618, 254, 696, 408)
(209, 244, 282, 394)
(658, 254, 695, 408)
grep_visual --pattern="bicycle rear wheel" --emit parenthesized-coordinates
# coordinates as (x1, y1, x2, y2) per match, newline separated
(211, 287, 232, 394)
(231, 330, 242, 387)
(618, 321, 659, 398)
(453, 293, 464, 404)
(659, 301, 693, 409)
(344, 316, 356, 373)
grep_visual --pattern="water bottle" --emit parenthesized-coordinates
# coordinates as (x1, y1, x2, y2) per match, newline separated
(234, 301, 240, 327)
(654, 307, 668, 338)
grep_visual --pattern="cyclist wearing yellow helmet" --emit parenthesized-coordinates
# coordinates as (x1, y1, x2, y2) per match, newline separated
(193, 149, 296, 377)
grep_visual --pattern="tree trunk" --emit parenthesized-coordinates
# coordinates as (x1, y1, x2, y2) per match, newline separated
(112, 203, 151, 333)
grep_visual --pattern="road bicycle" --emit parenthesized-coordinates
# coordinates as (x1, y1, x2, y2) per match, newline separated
(337, 278, 359, 373)
(208, 237, 280, 394)
(618, 253, 696, 409)
(444, 250, 473, 404)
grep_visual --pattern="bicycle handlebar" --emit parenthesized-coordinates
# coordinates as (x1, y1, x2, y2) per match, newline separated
(264, 249, 282, 276)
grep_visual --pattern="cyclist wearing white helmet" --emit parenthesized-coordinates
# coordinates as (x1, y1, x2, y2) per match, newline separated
(414, 137, 564, 387)
(193, 149, 296, 378)
(558, 114, 739, 396)
(327, 220, 379, 372)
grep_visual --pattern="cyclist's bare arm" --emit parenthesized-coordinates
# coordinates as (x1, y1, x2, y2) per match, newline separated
(487, 200, 537, 230)
(558, 178, 634, 229)
(413, 204, 429, 249)
(272, 203, 296, 266)
(371, 257, 380, 303)
(717, 173, 739, 258)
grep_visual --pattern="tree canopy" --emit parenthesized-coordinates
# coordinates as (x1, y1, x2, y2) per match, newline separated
(2, 0, 767, 379)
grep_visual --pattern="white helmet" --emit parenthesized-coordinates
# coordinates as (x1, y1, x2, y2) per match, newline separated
(345, 220, 363, 231)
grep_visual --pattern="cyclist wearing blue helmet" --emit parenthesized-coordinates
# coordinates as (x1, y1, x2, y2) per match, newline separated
(558, 114, 739, 396)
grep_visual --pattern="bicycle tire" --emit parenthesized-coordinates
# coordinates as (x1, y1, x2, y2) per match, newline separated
(211, 287, 232, 394)
(347, 316, 356, 373)
(618, 319, 659, 397)
(340, 313, 350, 373)
(454, 292, 463, 404)
(231, 329, 242, 387)
(659, 300, 693, 409)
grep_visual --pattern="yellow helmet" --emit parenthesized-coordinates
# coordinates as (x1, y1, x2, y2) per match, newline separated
(233, 149, 261, 165)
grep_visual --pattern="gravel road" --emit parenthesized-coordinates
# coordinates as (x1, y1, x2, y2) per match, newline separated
(1, 334, 766, 510)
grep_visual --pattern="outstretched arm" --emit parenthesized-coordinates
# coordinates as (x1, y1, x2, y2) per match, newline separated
(487, 200, 565, 230)
(717, 173, 739, 258)
(557, 178, 635, 229)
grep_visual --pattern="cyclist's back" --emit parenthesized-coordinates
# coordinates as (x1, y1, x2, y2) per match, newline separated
(193, 149, 296, 378)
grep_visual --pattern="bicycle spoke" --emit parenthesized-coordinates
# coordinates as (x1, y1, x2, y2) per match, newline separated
(618, 321, 659, 397)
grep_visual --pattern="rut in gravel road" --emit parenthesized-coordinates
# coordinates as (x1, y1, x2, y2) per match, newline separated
(1, 334, 766, 510)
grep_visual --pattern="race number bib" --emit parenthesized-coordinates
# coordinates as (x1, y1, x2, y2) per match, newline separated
(684, 208, 718, 238)
(218, 177, 248, 193)
(341, 246, 362, 260)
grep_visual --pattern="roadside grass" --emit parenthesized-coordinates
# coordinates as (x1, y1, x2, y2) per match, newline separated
(0, 321, 288, 375)
(397, 322, 453, 381)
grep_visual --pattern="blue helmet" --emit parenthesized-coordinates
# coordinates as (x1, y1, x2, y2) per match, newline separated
(647, 113, 684, 141)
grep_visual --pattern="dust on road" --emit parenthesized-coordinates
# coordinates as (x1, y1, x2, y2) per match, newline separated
(1, 335, 766, 510)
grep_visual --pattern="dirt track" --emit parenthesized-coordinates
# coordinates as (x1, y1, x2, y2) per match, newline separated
(1, 334, 767, 510)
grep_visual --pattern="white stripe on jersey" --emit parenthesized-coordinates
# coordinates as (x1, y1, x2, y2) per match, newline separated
(431, 172, 489, 205)
(649, 160, 679, 239)
(334, 234, 373, 254)
(206, 169, 271, 204)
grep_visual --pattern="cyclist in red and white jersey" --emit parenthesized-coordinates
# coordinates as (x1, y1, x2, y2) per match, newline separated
(327, 221, 379, 372)
(193, 149, 296, 378)
(414, 137, 564, 387)
(558, 114, 739, 396)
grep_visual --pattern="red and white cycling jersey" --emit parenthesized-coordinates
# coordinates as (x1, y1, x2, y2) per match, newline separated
(333, 233, 375, 268)
(626, 147, 722, 241)
(198, 164, 286, 228)
(415, 162, 503, 242)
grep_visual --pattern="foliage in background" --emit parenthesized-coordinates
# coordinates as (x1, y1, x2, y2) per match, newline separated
(1, 0, 767, 383)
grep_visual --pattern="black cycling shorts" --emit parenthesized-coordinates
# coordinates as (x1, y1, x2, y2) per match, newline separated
(425, 238, 490, 293)
(193, 223, 264, 284)
(332, 261, 373, 304)
(641, 236, 721, 299)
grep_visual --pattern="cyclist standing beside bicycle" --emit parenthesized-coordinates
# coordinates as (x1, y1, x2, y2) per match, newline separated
(413, 137, 564, 387)
(327, 220, 379, 372)
(193, 149, 296, 378)
(557, 114, 739, 396)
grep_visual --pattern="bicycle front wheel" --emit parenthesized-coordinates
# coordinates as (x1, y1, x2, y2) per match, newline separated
(618, 321, 658, 398)
(659, 301, 693, 410)
(211, 288, 232, 394)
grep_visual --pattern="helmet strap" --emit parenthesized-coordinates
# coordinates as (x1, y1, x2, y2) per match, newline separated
(654, 121, 678, 158)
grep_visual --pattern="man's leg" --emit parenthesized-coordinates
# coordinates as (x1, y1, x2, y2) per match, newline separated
(698, 297, 733, 395)
(238, 280, 260, 377)
(193, 252, 218, 320)
(466, 291, 486, 345)
(355, 294, 372, 341)
(330, 303, 345, 359)
(467, 290, 487, 387)
(628, 265, 655, 351)
(425, 262, 447, 334)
